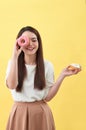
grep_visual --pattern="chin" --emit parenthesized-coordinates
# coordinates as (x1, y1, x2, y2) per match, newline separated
(27, 52, 36, 55)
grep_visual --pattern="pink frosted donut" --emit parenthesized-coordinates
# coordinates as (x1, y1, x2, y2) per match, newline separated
(17, 35, 29, 47)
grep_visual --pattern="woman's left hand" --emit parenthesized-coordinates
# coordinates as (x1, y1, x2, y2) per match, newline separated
(61, 66, 81, 77)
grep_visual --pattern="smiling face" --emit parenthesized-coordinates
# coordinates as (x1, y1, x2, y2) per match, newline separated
(21, 31, 39, 56)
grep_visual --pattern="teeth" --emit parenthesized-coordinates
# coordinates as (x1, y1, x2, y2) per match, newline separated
(28, 48, 34, 50)
(29, 48, 33, 49)
(25, 46, 34, 50)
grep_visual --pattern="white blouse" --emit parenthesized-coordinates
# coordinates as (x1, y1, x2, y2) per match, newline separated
(6, 60, 54, 102)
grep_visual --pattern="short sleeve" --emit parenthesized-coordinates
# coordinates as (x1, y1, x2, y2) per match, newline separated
(43, 61, 55, 99)
(46, 62, 54, 87)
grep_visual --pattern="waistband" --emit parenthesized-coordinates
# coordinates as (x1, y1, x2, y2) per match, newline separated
(14, 100, 46, 105)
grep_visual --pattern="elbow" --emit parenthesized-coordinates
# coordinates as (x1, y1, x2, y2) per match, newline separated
(6, 80, 17, 89)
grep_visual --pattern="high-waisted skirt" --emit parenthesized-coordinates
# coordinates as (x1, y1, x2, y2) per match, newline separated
(6, 100, 55, 130)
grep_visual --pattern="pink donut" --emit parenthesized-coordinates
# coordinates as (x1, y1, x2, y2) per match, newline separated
(17, 36, 29, 47)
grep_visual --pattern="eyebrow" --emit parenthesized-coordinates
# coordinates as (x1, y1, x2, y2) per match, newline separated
(31, 37, 37, 39)
(31, 37, 37, 40)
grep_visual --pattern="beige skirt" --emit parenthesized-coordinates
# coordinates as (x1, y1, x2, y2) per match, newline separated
(6, 100, 55, 130)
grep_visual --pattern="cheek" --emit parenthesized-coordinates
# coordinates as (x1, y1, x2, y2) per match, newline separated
(35, 42, 39, 48)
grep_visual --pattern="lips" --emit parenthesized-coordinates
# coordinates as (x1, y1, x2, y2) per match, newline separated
(26, 47, 35, 51)
(28, 48, 34, 51)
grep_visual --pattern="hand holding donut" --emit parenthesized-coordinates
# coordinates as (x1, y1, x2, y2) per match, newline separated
(60, 63, 81, 77)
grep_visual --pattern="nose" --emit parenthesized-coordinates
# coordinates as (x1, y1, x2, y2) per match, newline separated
(29, 40, 33, 46)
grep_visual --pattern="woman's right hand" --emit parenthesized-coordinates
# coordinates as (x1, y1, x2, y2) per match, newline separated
(12, 40, 22, 59)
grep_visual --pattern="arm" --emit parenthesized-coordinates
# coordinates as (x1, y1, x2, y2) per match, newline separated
(45, 67, 81, 102)
(6, 41, 22, 89)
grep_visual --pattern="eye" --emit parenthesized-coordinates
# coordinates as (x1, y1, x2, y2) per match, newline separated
(21, 39, 25, 43)
(32, 38, 37, 42)
(32, 40, 37, 42)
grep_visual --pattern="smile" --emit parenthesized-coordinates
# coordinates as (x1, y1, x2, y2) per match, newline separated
(26, 47, 35, 51)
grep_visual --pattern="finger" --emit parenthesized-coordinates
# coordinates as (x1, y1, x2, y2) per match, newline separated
(18, 48, 22, 53)
(73, 69, 80, 74)
(16, 40, 20, 49)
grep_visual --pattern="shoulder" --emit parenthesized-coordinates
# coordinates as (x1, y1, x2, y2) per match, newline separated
(44, 60, 54, 70)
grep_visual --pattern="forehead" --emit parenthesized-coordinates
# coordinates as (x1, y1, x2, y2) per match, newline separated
(22, 31, 37, 38)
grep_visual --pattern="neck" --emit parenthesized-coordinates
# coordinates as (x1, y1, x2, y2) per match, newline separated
(24, 54, 36, 65)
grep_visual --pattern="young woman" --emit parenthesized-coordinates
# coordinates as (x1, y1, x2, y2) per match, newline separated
(6, 26, 81, 130)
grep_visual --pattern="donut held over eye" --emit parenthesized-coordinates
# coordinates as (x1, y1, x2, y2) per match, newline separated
(17, 36, 29, 47)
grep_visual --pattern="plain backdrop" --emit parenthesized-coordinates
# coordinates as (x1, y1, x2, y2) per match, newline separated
(0, 0, 86, 130)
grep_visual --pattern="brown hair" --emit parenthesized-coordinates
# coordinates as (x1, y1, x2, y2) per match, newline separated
(16, 26, 46, 91)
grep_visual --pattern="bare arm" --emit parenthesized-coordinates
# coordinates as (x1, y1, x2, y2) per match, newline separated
(6, 41, 22, 89)
(45, 67, 81, 102)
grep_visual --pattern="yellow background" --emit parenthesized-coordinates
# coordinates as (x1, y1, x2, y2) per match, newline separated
(0, 0, 86, 130)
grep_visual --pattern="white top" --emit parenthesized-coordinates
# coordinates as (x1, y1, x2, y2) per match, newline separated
(6, 60, 54, 102)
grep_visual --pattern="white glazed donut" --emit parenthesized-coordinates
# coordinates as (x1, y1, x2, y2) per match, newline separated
(68, 63, 81, 71)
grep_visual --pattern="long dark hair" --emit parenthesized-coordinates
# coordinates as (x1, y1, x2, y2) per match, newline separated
(16, 26, 46, 91)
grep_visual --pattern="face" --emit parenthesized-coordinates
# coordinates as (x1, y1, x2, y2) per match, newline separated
(21, 31, 39, 56)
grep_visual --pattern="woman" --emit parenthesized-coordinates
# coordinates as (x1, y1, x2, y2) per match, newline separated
(6, 26, 81, 130)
